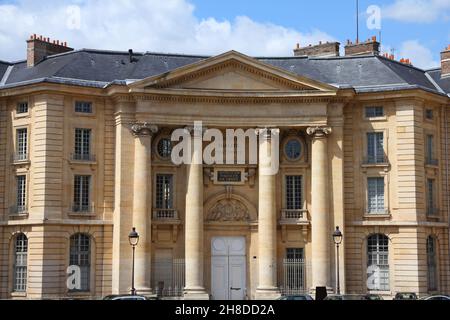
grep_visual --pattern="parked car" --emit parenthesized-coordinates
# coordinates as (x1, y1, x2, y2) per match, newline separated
(277, 294, 314, 301)
(393, 292, 418, 300)
(420, 295, 450, 301)
(324, 294, 367, 300)
(103, 295, 157, 300)
(364, 294, 384, 300)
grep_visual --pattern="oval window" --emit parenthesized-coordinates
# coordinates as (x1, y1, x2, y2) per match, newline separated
(284, 139, 302, 161)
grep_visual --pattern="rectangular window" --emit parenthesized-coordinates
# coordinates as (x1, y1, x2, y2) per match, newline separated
(74, 128, 91, 160)
(427, 179, 437, 216)
(16, 175, 26, 213)
(365, 106, 384, 118)
(73, 175, 91, 212)
(156, 174, 173, 209)
(286, 176, 302, 210)
(70, 235, 90, 292)
(426, 109, 434, 120)
(286, 248, 304, 260)
(426, 135, 437, 165)
(367, 132, 384, 164)
(367, 177, 385, 214)
(16, 128, 28, 161)
(75, 101, 93, 114)
(16, 102, 28, 114)
(14, 235, 28, 292)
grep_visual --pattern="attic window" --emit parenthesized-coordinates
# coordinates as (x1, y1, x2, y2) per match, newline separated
(365, 106, 384, 118)
(426, 109, 434, 120)
(16, 102, 28, 114)
(75, 101, 93, 114)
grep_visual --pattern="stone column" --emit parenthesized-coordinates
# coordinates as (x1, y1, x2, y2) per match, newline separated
(307, 126, 332, 292)
(184, 125, 209, 300)
(131, 122, 158, 295)
(255, 128, 281, 300)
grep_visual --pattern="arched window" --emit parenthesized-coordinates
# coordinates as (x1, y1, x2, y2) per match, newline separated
(427, 236, 438, 291)
(367, 234, 389, 291)
(70, 234, 91, 291)
(14, 233, 28, 292)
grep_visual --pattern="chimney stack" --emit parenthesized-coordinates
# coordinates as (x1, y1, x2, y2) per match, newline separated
(293, 41, 340, 58)
(345, 36, 380, 56)
(27, 34, 74, 68)
(441, 45, 450, 79)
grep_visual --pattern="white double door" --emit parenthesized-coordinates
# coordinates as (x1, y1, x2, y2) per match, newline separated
(211, 237, 246, 300)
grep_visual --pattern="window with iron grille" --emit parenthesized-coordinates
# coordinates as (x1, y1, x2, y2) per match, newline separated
(284, 248, 305, 294)
(367, 177, 385, 214)
(157, 138, 173, 159)
(74, 129, 91, 160)
(367, 132, 384, 163)
(156, 174, 173, 209)
(14, 234, 28, 292)
(73, 175, 90, 212)
(16, 102, 28, 114)
(367, 234, 390, 291)
(16, 175, 26, 212)
(427, 179, 437, 216)
(427, 236, 438, 291)
(365, 106, 384, 118)
(286, 176, 302, 210)
(75, 101, 92, 113)
(69, 234, 90, 291)
(16, 128, 27, 159)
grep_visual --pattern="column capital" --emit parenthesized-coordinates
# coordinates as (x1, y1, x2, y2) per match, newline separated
(131, 122, 158, 137)
(185, 126, 208, 137)
(306, 126, 332, 138)
(255, 127, 280, 140)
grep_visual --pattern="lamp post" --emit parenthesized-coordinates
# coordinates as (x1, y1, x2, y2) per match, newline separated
(128, 227, 140, 296)
(333, 226, 343, 295)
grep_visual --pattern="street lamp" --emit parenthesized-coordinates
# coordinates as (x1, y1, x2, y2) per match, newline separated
(128, 227, 140, 296)
(333, 226, 343, 295)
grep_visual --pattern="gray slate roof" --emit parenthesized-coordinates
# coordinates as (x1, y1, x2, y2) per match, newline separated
(0, 49, 448, 96)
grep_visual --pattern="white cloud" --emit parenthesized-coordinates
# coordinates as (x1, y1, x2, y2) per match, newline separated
(0, 0, 336, 61)
(383, 0, 450, 23)
(398, 40, 439, 69)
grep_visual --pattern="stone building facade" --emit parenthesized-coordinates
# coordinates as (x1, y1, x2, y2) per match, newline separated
(0, 35, 449, 299)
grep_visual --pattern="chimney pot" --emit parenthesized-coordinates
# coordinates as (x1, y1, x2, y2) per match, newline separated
(441, 46, 450, 78)
(293, 41, 340, 57)
(27, 34, 74, 67)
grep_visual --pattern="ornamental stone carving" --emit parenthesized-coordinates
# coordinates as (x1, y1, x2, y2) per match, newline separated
(306, 126, 332, 138)
(207, 199, 251, 222)
(131, 122, 158, 136)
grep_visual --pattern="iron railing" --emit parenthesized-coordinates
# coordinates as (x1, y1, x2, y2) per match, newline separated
(279, 259, 311, 296)
(280, 209, 309, 223)
(71, 203, 94, 213)
(10, 205, 28, 215)
(12, 153, 29, 162)
(426, 158, 439, 166)
(71, 153, 96, 162)
(153, 259, 185, 298)
(153, 209, 178, 220)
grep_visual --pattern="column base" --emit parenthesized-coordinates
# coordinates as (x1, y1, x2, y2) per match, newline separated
(134, 286, 154, 296)
(183, 288, 210, 300)
(255, 287, 281, 300)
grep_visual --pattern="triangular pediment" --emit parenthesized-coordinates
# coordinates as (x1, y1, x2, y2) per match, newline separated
(129, 51, 336, 92)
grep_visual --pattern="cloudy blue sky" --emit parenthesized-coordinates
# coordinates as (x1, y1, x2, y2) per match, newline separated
(0, 0, 449, 69)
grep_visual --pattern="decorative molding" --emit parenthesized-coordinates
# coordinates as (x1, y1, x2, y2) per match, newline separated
(131, 122, 158, 137)
(255, 127, 280, 140)
(152, 60, 316, 91)
(128, 93, 338, 105)
(206, 199, 251, 222)
(306, 126, 332, 138)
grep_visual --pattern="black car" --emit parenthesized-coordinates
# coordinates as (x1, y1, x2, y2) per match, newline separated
(103, 294, 158, 300)
(394, 292, 418, 300)
(277, 294, 314, 301)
